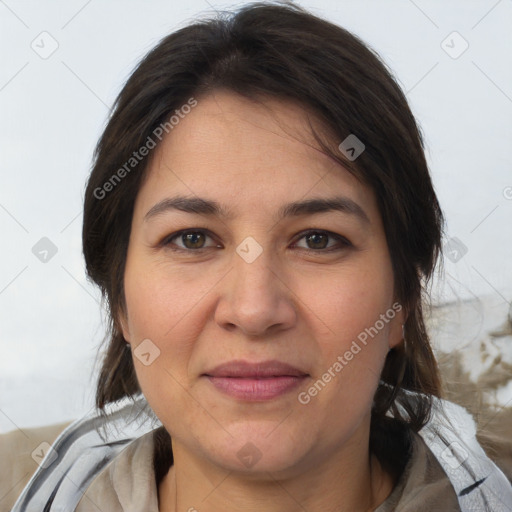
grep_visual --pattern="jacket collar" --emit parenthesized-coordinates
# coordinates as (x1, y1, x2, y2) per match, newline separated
(11, 393, 512, 511)
(75, 429, 158, 511)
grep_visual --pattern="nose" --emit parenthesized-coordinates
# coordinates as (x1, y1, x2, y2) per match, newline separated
(214, 242, 297, 337)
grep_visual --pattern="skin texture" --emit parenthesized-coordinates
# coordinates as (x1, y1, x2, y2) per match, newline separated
(120, 90, 405, 512)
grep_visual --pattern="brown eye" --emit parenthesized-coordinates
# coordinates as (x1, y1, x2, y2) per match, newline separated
(181, 232, 206, 249)
(294, 230, 351, 252)
(163, 229, 219, 251)
(305, 232, 329, 249)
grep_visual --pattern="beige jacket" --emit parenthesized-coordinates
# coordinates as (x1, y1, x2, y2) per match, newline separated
(0, 421, 71, 512)
(1, 424, 460, 511)
(72, 428, 462, 511)
(3, 397, 512, 511)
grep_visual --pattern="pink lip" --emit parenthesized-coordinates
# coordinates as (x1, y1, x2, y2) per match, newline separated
(203, 360, 309, 401)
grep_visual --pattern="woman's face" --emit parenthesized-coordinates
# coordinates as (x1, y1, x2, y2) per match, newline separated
(121, 90, 404, 476)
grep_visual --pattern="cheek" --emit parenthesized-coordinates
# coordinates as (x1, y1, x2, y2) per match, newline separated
(123, 259, 211, 342)
(299, 260, 395, 404)
(122, 258, 218, 405)
(305, 259, 394, 342)
(123, 264, 195, 419)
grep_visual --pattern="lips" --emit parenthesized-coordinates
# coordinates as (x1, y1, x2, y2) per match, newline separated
(203, 360, 309, 401)
(204, 359, 308, 378)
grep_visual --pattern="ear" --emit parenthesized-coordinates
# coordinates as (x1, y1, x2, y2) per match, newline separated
(387, 300, 406, 351)
(117, 308, 132, 344)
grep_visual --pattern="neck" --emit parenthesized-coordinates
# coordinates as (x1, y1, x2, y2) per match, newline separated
(158, 434, 395, 512)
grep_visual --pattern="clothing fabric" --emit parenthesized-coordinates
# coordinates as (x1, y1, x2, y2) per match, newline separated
(5, 393, 512, 511)
(76, 426, 462, 512)
(0, 421, 71, 512)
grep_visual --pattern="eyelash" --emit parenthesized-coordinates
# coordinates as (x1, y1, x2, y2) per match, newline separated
(160, 228, 352, 254)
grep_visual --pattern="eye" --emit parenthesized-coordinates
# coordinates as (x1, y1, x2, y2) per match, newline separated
(293, 230, 352, 252)
(162, 229, 220, 251)
(160, 228, 352, 253)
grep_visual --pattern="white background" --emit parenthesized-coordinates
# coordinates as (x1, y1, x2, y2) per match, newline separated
(1, 0, 511, 432)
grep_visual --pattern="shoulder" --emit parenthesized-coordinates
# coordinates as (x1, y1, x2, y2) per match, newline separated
(375, 424, 461, 512)
(376, 396, 512, 511)
(75, 429, 159, 511)
(421, 398, 512, 510)
(386, 429, 461, 510)
(0, 422, 71, 512)
(9, 397, 158, 511)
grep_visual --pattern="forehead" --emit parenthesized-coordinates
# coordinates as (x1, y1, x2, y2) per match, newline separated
(136, 90, 378, 223)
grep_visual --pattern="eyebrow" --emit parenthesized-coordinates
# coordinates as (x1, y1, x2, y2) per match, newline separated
(144, 195, 370, 225)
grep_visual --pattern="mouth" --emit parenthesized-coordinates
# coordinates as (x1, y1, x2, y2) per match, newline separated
(203, 360, 309, 401)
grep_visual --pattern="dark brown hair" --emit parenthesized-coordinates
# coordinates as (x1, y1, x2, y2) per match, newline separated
(83, 0, 445, 479)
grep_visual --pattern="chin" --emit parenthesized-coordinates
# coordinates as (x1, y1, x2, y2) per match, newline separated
(200, 421, 312, 476)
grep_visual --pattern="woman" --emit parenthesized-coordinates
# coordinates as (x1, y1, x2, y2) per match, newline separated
(6, 2, 512, 511)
